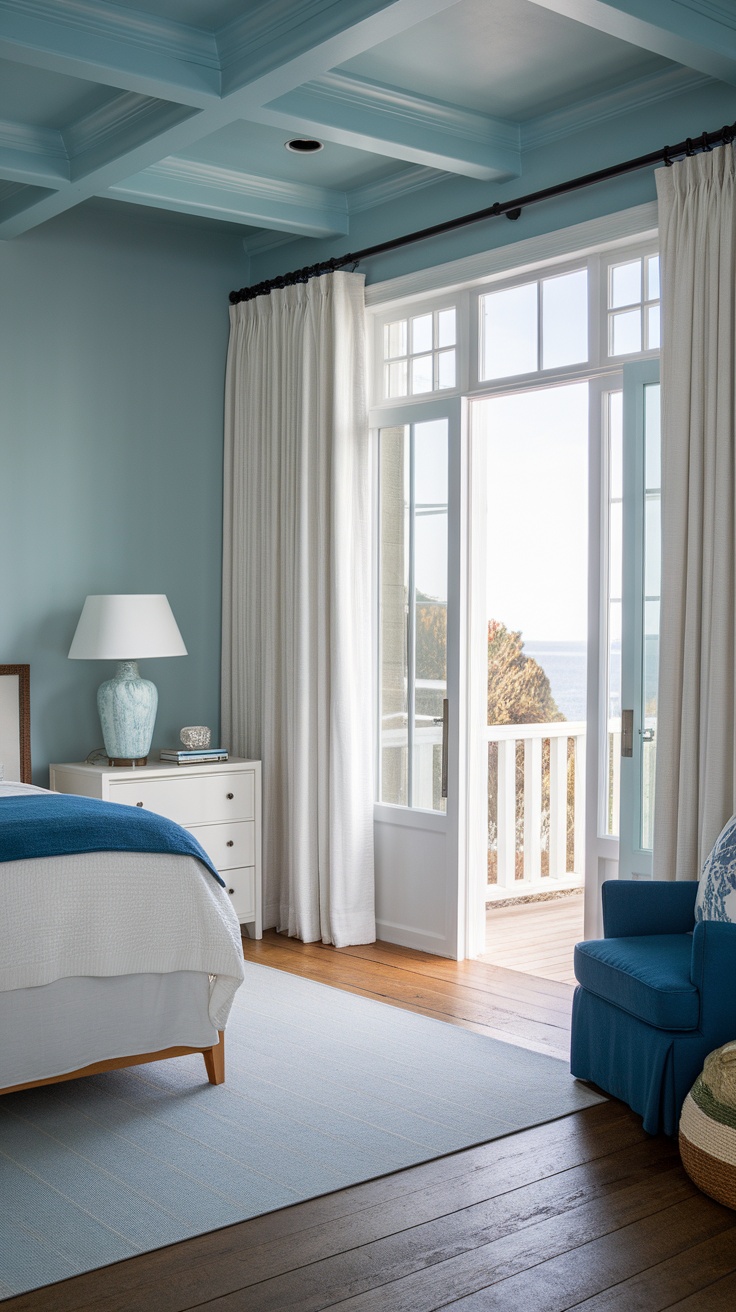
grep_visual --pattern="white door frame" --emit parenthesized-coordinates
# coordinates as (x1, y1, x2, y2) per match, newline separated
(372, 397, 467, 959)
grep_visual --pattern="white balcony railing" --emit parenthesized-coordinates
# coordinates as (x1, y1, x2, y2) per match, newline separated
(382, 716, 623, 894)
(487, 721, 586, 891)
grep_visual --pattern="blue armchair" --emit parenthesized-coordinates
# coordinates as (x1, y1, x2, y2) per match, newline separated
(571, 880, 736, 1136)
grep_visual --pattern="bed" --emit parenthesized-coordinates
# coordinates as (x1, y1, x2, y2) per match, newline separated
(0, 779, 246, 1094)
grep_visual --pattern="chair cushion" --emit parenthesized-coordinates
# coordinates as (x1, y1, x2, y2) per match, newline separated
(574, 934, 699, 1031)
(696, 814, 736, 923)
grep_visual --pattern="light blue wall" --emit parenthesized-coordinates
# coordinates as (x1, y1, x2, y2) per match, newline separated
(0, 204, 246, 782)
(248, 79, 736, 287)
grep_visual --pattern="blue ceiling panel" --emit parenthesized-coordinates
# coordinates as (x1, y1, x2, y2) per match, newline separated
(0, 0, 731, 242)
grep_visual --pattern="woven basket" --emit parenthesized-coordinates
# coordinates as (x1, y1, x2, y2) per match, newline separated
(679, 1041, 736, 1211)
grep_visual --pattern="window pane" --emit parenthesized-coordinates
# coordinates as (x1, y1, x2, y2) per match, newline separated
(385, 319, 406, 359)
(646, 255, 660, 301)
(411, 354, 433, 394)
(609, 499, 622, 600)
(645, 383, 661, 489)
(645, 494, 661, 598)
(380, 426, 409, 805)
(609, 392, 623, 500)
(411, 314, 433, 354)
(542, 269, 588, 369)
(481, 282, 538, 380)
(438, 349, 456, 389)
(610, 260, 641, 308)
(607, 599, 621, 839)
(438, 307, 456, 347)
(611, 308, 642, 356)
(386, 359, 407, 397)
(646, 303, 660, 351)
(413, 420, 448, 814)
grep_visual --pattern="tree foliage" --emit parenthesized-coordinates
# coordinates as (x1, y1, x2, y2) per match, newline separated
(487, 620, 563, 726)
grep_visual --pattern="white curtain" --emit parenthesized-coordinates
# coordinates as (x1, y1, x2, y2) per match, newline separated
(221, 272, 376, 946)
(653, 145, 736, 880)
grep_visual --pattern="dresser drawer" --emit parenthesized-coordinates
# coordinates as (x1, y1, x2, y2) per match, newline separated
(188, 821, 255, 872)
(223, 867, 255, 922)
(108, 770, 255, 826)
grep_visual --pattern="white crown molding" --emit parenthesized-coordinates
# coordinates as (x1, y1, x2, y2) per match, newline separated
(108, 156, 349, 237)
(523, 67, 713, 152)
(0, 119, 65, 159)
(0, 0, 219, 67)
(62, 95, 192, 178)
(349, 165, 446, 214)
(364, 201, 659, 307)
(142, 157, 348, 214)
(305, 71, 519, 151)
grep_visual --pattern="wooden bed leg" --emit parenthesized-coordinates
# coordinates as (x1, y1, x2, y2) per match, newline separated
(203, 1031, 225, 1085)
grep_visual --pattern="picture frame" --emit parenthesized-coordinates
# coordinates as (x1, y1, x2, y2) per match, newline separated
(0, 665, 31, 784)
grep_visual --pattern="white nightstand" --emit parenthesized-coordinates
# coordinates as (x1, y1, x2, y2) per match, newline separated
(49, 757, 262, 938)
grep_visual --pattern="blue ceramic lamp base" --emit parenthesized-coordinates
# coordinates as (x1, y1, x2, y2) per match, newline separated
(97, 660, 158, 766)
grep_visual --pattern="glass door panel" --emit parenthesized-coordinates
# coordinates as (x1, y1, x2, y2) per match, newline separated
(619, 361, 660, 877)
(379, 418, 448, 812)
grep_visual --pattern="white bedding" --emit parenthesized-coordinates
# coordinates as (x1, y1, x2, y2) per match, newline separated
(0, 782, 245, 1029)
(0, 971, 216, 1088)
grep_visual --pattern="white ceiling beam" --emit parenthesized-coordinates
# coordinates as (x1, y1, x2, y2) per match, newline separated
(530, 0, 736, 87)
(0, 0, 463, 238)
(105, 158, 349, 238)
(258, 72, 520, 182)
(0, 0, 221, 105)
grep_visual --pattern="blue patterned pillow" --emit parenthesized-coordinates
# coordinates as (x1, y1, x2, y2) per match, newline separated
(695, 815, 736, 922)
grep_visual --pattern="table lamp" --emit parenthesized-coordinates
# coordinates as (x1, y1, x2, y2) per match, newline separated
(68, 594, 187, 766)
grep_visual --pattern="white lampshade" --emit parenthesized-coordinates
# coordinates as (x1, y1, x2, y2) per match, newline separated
(68, 595, 187, 660)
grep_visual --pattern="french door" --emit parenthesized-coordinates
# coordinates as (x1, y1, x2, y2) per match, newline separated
(373, 398, 466, 958)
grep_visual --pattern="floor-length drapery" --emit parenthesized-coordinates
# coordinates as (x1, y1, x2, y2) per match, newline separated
(221, 272, 376, 945)
(653, 146, 736, 880)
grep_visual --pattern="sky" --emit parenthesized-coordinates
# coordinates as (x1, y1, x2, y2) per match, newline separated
(475, 381, 589, 643)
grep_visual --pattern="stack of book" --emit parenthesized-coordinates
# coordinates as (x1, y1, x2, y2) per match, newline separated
(160, 747, 228, 765)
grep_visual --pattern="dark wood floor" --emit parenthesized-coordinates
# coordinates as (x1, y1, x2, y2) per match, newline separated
(6, 933, 736, 1311)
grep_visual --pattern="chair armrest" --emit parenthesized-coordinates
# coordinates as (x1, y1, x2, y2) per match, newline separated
(602, 880, 697, 938)
(691, 921, 736, 1036)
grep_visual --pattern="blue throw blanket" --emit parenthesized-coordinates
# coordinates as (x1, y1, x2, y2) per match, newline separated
(0, 793, 225, 887)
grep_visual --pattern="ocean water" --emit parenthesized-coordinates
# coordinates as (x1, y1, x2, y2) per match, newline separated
(523, 640, 589, 722)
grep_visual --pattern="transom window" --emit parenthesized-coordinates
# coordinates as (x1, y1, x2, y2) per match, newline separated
(608, 254, 660, 356)
(382, 306, 456, 398)
(479, 267, 588, 380)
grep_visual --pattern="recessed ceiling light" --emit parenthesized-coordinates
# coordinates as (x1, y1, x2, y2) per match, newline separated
(285, 138, 324, 154)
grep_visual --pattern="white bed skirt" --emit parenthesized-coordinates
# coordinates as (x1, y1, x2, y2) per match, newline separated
(0, 971, 217, 1089)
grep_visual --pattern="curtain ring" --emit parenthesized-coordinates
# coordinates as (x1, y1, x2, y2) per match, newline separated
(685, 137, 695, 157)
(663, 146, 673, 167)
(701, 131, 712, 152)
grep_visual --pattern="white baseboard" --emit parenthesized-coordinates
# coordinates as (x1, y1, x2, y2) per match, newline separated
(375, 918, 453, 958)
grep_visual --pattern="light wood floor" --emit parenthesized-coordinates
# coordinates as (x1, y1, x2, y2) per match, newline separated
(484, 892, 585, 986)
(7, 933, 736, 1312)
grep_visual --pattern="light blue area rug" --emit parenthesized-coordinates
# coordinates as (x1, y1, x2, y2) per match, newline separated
(0, 961, 602, 1298)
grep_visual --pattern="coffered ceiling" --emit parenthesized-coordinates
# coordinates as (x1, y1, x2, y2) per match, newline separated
(0, 0, 733, 245)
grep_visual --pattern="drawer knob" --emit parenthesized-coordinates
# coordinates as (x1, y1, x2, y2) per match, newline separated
(226, 792, 234, 800)
(136, 801, 143, 807)
(228, 888, 235, 895)
(226, 840, 234, 848)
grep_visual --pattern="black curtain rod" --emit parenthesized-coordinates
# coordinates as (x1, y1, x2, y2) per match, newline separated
(229, 120, 736, 305)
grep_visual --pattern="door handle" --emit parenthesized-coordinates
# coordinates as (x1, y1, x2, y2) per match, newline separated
(441, 698, 449, 799)
(621, 709, 633, 757)
(641, 727, 655, 742)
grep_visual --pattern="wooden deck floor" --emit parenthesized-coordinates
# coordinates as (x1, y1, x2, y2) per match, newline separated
(483, 891, 585, 986)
